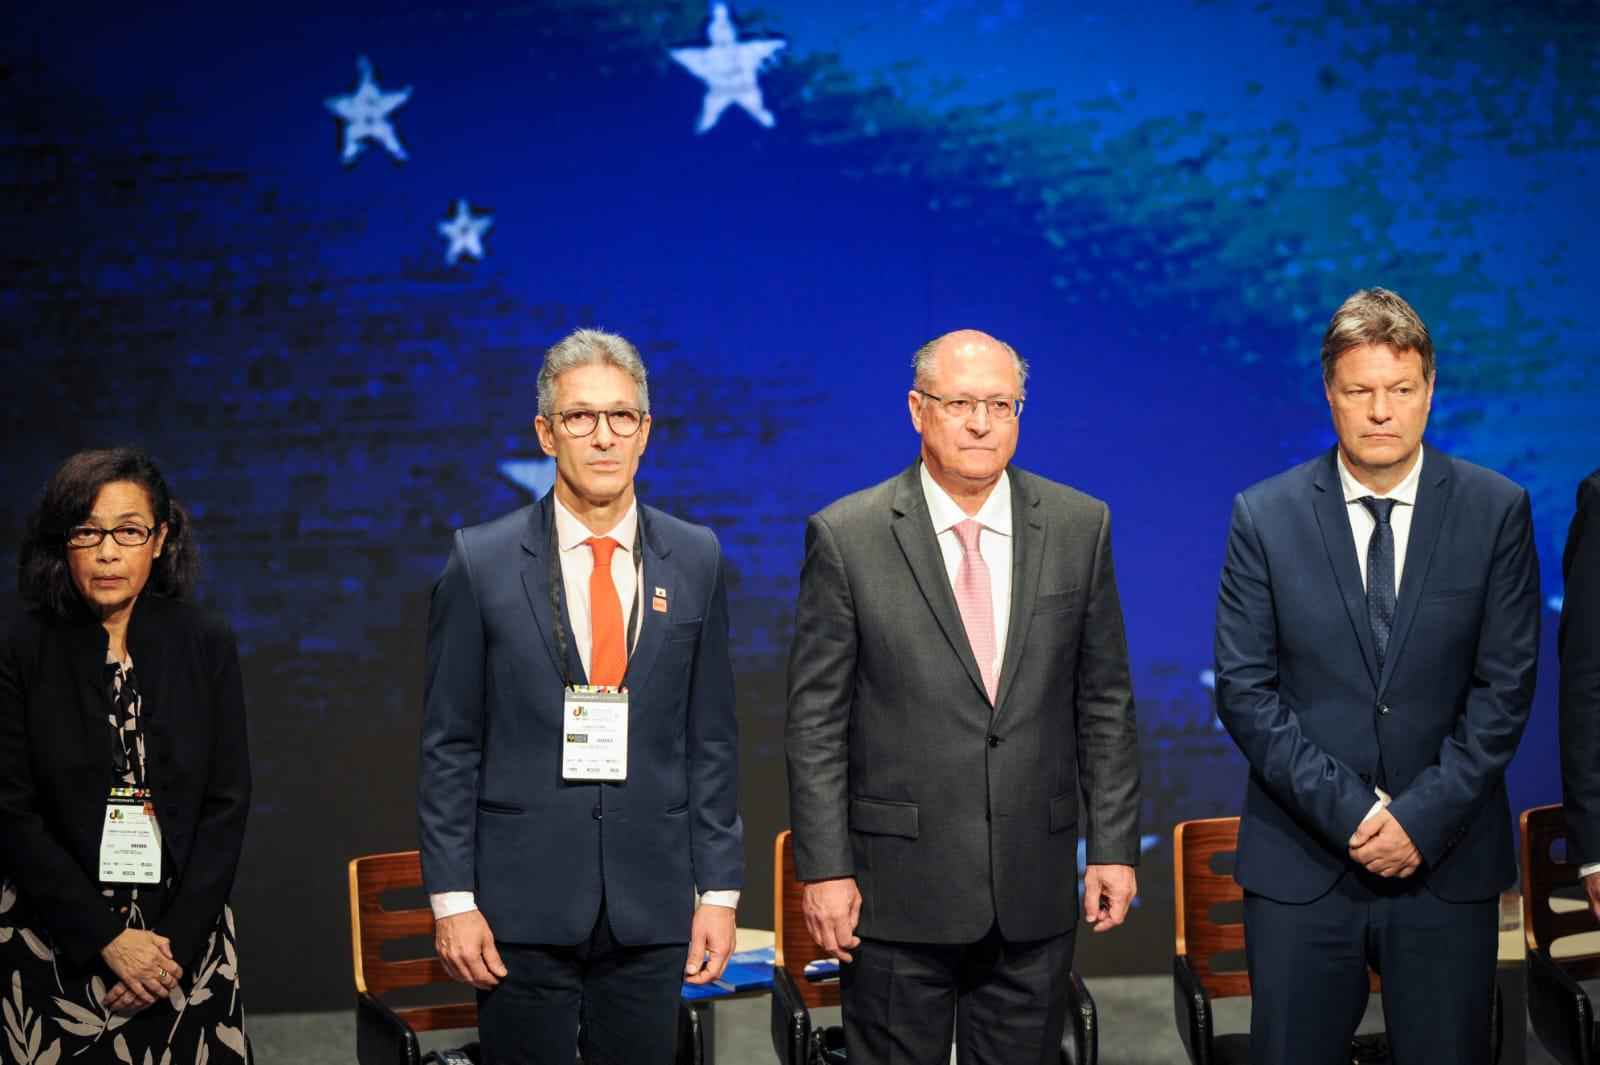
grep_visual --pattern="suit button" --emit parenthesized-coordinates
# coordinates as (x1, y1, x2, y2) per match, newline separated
(592, 805, 603, 820)
(1377, 704, 1390, 715)
(987, 735, 1000, 748)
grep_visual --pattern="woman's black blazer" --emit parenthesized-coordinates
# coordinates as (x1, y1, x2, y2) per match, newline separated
(0, 594, 251, 970)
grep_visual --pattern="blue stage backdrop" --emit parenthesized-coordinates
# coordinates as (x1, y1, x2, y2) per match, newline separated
(3, 0, 1596, 1010)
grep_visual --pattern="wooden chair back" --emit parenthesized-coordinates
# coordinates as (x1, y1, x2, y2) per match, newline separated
(773, 830, 842, 1010)
(1173, 816, 1379, 1001)
(1173, 817, 1251, 1001)
(1520, 804, 1600, 979)
(348, 850, 477, 1031)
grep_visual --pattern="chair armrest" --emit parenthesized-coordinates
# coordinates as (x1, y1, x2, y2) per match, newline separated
(770, 967, 812, 1065)
(1059, 969, 1098, 1065)
(1172, 955, 1213, 1065)
(676, 1001, 704, 1065)
(1527, 946, 1594, 1065)
(357, 992, 422, 1065)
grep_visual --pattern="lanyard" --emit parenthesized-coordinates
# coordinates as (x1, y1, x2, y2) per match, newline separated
(548, 511, 644, 689)
(106, 662, 145, 788)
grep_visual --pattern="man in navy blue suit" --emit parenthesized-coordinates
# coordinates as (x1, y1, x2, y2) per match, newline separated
(418, 329, 743, 1065)
(1214, 288, 1540, 1065)
(1558, 468, 1600, 913)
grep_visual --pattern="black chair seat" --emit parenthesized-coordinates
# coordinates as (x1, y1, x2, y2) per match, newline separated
(1200, 1032, 1388, 1065)
(1526, 945, 1595, 1065)
(1209, 1033, 1251, 1065)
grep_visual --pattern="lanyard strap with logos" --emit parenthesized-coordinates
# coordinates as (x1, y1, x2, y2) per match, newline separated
(550, 509, 642, 782)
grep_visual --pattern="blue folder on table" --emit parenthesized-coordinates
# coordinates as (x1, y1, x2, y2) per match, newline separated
(681, 945, 776, 1000)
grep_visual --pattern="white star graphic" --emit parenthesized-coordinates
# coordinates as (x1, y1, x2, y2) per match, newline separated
(438, 200, 493, 265)
(325, 56, 411, 164)
(500, 458, 557, 499)
(670, 3, 786, 133)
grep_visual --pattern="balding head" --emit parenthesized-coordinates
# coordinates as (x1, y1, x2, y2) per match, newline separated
(907, 328, 1026, 507)
(912, 329, 1029, 396)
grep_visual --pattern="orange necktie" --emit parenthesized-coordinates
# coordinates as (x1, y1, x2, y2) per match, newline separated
(585, 537, 626, 686)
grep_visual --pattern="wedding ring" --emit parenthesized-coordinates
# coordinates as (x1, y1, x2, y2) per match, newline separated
(158, 967, 168, 980)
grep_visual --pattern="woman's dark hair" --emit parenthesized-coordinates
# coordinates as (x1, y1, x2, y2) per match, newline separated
(18, 447, 198, 617)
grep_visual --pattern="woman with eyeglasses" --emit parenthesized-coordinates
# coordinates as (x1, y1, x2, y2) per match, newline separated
(1, 447, 251, 1062)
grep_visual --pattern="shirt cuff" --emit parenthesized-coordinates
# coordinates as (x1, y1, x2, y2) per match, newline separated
(698, 890, 740, 910)
(1361, 788, 1390, 823)
(1581, 863, 1600, 879)
(430, 891, 478, 919)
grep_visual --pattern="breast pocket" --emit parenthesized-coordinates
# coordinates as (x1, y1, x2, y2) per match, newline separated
(1420, 586, 1480, 605)
(666, 618, 703, 644)
(1032, 588, 1080, 617)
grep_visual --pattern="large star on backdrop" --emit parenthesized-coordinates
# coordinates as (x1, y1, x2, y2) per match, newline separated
(438, 200, 493, 265)
(500, 458, 557, 500)
(670, 3, 786, 133)
(325, 56, 412, 164)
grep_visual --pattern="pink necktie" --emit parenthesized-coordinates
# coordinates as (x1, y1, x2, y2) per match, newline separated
(953, 520, 998, 703)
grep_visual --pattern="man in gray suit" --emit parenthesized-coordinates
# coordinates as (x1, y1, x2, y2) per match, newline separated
(785, 329, 1142, 1065)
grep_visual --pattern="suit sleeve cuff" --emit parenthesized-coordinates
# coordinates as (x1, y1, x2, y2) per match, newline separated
(698, 889, 740, 909)
(430, 891, 478, 919)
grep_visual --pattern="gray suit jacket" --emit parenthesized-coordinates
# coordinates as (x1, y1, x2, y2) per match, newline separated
(785, 462, 1141, 943)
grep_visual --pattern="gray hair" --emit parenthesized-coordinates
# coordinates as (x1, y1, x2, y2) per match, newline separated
(1321, 288, 1435, 384)
(537, 328, 651, 416)
(912, 332, 1030, 396)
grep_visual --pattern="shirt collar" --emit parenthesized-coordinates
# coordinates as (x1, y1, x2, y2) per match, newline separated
(919, 463, 1013, 537)
(553, 494, 639, 553)
(1337, 448, 1424, 506)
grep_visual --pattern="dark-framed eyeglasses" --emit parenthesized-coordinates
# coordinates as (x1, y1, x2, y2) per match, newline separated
(915, 391, 1024, 421)
(66, 524, 157, 549)
(553, 408, 645, 438)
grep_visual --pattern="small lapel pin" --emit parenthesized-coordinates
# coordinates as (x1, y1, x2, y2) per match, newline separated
(652, 587, 669, 613)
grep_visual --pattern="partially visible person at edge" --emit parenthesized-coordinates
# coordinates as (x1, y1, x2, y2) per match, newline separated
(0, 448, 252, 1063)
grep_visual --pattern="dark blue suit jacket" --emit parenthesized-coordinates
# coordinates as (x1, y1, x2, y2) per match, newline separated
(1214, 445, 1539, 903)
(1559, 469, 1600, 862)
(417, 493, 743, 946)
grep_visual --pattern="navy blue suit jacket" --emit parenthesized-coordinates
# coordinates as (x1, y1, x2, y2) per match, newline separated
(1559, 469, 1600, 863)
(417, 493, 743, 946)
(1214, 445, 1539, 903)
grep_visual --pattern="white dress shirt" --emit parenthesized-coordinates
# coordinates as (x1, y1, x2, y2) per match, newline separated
(920, 464, 1013, 688)
(1338, 450, 1422, 824)
(432, 496, 738, 918)
(1338, 448, 1423, 602)
(553, 496, 642, 678)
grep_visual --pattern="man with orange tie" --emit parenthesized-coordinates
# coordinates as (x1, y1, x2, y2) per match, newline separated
(418, 329, 743, 1065)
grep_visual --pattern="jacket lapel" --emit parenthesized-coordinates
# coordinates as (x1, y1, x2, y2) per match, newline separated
(66, 614, 112, 760)
(520, 495, 584, 684)
(123, 596, 173, 777)
(623, 506, 672, 690)
(890, 464, 989, 703)
(1311, 450, 1381, 689)
(1378, 447, 1451, 694)
(993, 469, 1044, 714)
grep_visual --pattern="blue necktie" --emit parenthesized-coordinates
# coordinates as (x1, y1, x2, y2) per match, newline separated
(1359, 497, 1397, 669)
